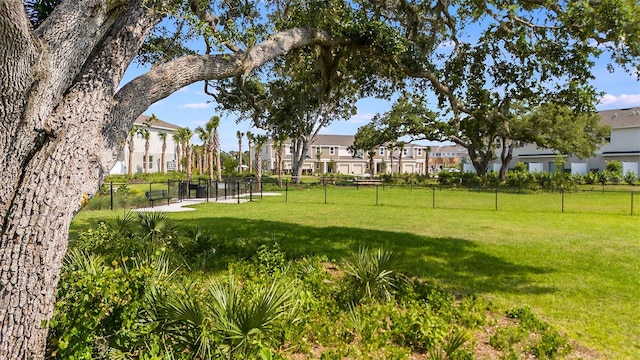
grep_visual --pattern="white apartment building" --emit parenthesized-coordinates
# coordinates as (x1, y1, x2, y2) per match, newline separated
(505, 106, 640, 175)
(110, 115, 181, 174)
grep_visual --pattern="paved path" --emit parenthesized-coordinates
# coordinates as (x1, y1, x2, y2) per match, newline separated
(134, 192, 282, 212)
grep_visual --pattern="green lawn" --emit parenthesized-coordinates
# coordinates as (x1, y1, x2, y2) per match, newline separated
(72, 186, 640, 358)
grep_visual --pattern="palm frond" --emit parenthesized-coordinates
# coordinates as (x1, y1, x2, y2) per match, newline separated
(207, 276, 298, 355)
(342, 247, 406, 302)
(63, 248, 104, 275)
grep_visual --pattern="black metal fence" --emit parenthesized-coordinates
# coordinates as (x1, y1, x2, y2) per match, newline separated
(88, 177, 639, 216)
(90, 178, 268, 210)
(277, 179, 640, 216)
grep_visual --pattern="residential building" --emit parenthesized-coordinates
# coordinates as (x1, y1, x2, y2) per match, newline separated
(503, 106, 640, 175)
(261, 135, 469, 176)
(110, 115, 181, 175)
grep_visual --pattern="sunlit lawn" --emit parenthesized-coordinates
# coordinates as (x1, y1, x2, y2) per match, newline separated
(72, 186, 640, 358)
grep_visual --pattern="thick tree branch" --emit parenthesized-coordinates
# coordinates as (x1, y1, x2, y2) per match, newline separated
(27, 0, 129, 124)
(113, 27, 331, 120)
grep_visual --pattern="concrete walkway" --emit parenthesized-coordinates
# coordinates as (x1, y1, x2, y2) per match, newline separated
(134, 192, 282, 212)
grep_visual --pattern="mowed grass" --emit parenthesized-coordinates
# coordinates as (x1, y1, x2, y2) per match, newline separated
(72, 186, 640, 358)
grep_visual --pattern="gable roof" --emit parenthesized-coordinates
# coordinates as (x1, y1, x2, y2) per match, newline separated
(310, 134, 355, 147)
(599, 106, 640, 128)
(134, 115, 181, 131)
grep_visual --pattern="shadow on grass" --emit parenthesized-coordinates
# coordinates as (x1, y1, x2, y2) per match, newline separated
(179, 216, 556, 296)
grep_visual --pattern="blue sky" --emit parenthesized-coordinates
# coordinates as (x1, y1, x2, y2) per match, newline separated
(123, 58, 639, 152)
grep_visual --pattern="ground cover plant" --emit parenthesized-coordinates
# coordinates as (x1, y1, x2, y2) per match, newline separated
(67, 187, 640, 358)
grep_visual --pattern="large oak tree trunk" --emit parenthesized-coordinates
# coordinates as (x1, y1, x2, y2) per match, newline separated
(0, 0, 326, 354)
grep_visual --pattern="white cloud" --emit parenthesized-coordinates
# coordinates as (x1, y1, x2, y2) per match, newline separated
(598, 94, 640, 107)
(349, 112, 375, 124)
(180, 102, 213, 109)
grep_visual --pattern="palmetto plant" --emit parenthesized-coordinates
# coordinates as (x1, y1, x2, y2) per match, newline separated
(109, 211, 137, 238)
(141, 275, 297, 359)
(208, 276, 298, 357)
(427, 329, 470, 360)
(135, 211, 178, 244)
(342, 247, 406, 303)
(63, 248, 104, 275)
(145, 283, 220, 359)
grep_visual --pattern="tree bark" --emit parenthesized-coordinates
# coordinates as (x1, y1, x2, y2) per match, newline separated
(128, 134, 135, 175)
(291, 136, 310, 184)
(161, 139, 167, 173)
(499, 138, 515, 181)
(255, 146, 263, 191)
(0, 2, 331, 356)
(214, 130, 222, 182)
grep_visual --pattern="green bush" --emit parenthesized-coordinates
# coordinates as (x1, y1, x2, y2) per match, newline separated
(624, 170, 637, 185)
(340, 247, 406, 304)
(57, 218, 576, 359)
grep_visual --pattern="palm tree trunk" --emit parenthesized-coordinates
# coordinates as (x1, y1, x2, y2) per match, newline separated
(161, 141, 166, 173)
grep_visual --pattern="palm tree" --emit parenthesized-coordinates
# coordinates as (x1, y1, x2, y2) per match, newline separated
(193, 145, 204, 175)
(195, 126, 209, 174)
(127, 127, 137, 175)
(172, 131, 183, 172)
(246, 131, 254, 175)
(209, 116, 222, 182)
(236, 131, 244, 173)
(158, 132, 167, 173)
(253, 135, 267, 191)
(138, 128, 150, 173)
(179, 127, 194, 180)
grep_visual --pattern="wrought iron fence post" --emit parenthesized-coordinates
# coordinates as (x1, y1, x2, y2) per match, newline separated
(110, 181, 114, 210)
(324, 180, 327, 204)
(432, 185, 435, 209)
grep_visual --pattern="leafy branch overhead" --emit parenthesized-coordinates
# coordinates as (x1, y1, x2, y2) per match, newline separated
(2, 0, 640, 358)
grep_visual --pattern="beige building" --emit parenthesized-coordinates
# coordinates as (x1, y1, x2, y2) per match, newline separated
(262, 135, 469, 176)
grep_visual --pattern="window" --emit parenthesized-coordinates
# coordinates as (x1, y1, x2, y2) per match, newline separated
(329, 147, 335, 155)
(402, 148, 408, 156)
(417, 148, 422, 156)
(148, 155, 153, 169)
(316, 146, 321, 155)
(379, 147, 385, 156)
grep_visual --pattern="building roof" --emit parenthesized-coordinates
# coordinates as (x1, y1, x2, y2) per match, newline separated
(309, 134, 355, 147)
(599, 106, 640, 128)
(134, 115, 181, 131)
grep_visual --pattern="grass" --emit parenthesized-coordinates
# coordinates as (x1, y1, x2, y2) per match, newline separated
(71, 186, 640, 358)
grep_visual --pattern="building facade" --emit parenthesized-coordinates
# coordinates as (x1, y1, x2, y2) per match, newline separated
(262, 135, 469, 176)
(110, 115, 181, 175)
(504, 106, 640, 175)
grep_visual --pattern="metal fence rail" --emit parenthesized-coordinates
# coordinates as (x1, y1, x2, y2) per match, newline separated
(90, 178, 639, 216)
